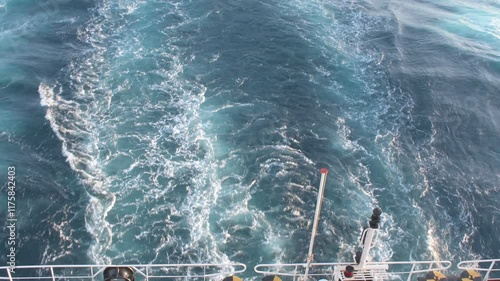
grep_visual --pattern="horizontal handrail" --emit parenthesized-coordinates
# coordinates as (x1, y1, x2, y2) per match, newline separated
(458, 259, 500, 281)
(458, 259, 500, 271)
(254, 260, 452, 281)
(9, 259, 500, 281)
(0, 263, 246, 281)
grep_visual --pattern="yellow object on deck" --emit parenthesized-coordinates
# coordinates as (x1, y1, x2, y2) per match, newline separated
(426, 270, 448, 281)
(461, 269, 482, 281)
(223, 276, 243, 281)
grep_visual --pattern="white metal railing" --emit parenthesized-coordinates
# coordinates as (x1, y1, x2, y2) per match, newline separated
(458, 259, 500, 281)
(254, 260, 452, 281)
(0, 263, 246, 281)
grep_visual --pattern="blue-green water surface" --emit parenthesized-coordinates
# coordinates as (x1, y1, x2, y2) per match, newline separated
(0, 0, 499, 272)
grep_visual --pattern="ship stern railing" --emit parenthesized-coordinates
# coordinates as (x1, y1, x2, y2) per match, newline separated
(0, 263, 246, 281)
(458, 259, 500, 281)
(254, 260, 452, 281)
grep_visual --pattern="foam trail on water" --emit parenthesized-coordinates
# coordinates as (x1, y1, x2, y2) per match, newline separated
(39, 80, 116, 263)
(283, 0, 402, 261)
(39, 0, 230, 264)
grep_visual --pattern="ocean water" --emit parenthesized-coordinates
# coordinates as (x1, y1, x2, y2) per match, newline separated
(0, 0, 499, 274)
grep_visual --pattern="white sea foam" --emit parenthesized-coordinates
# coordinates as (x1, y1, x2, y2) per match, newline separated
(39, 0, 238, 265)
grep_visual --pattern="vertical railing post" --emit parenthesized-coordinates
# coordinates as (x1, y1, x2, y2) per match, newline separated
(50, 266, 56, 281)
(7, 268, 13, 281)
(407, 262, 417, 281)
(484, 261, 496, 281)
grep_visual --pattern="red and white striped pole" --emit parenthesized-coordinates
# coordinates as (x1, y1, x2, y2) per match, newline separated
(304, 168, 329, 280)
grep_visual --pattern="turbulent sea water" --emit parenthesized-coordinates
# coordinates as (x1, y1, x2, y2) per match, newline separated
(0, 0, 499, 273)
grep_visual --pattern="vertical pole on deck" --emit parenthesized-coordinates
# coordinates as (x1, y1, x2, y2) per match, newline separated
(357, 208, 382, 269)
(304, 168, 329, 281)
